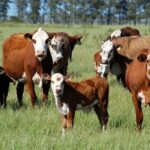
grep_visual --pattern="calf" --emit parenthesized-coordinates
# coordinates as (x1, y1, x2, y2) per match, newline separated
(0, 67, 15, 108)
(51, 73, 109, 133)
(125, 49, 150, 130)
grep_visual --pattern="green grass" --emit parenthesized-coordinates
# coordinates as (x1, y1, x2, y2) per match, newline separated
(0, 23, 150, 150)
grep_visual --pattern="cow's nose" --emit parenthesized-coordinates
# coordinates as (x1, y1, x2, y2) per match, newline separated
(37, 50, 45, 55)
(56, 89, 61, 93)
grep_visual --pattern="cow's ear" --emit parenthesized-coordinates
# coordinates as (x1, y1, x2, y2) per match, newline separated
(42, 73, 51, 81)
(47, 32, 56, 39)
(115, 44, 122, 52)
(0, 66, 5, 75)
(137, 54, 147, 62)
(24, 33, 33, 39)
(64, 75, 73, 81)
(75, 35, 83, 45)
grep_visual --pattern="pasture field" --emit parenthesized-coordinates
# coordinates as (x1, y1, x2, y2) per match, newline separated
(0, 23, 150, 150)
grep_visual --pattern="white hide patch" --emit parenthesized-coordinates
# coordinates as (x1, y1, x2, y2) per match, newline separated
(32, 28, 49, 60)
(32, 72, 42, 88)
(49, 36, 63, 63)
(97, 64, 110, 77)
(18, 72, 42, 88)
(111, 29, 121, 39)
(100, 40, 114, 63)
(137, 91, 145, 104)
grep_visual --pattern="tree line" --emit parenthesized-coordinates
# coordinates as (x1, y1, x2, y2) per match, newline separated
(0, 0, 150, 25)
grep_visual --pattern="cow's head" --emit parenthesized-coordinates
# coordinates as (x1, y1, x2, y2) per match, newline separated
(51, 73, 64, 96)
(48, 35, 67, 64)
(24, 28, 49, 61)
(100, 40, 114, 64)
(94, 52, 109, 77)
(111, 29, 122, 39)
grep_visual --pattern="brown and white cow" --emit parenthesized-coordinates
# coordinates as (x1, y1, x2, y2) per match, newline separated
(107, 26, 140, 40)
(125, 49, 150, 130)
(100, 36, 150, 85)
(0, 67, 15, 108)
(3, 28, 50, 106)
(51, 73, 109, 134)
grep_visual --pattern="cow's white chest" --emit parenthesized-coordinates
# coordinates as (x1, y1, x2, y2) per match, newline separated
(76, 100, 98, 112)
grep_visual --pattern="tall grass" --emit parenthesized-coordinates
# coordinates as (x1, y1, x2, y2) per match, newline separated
(0, 23, 150, 150)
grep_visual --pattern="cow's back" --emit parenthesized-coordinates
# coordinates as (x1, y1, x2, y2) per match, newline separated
(113, 36, 150, 59)
(2, 33, 34, 79)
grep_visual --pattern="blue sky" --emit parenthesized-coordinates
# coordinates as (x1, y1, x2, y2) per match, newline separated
(8, 0, 17, 16)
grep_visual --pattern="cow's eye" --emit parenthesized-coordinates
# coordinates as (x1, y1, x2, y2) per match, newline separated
(51, 80, 54, 84)
(32, 39, 36, 44)
(45, 38, 49, 44)
(51, 44, 57, 49)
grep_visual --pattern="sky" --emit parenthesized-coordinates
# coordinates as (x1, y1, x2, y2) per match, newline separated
(8, 0, 17, 16)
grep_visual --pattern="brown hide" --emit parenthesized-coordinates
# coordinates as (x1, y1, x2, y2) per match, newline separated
(3, 33, 42, 106)
(125, 49, 150, 130)
(121, 26, 140, 37)
(61, 76, 109, 130)
(112, 36, 150, 59)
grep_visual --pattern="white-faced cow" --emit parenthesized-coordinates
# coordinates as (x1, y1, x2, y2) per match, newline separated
(3, 28, 50, 106)
(51, 73, 109, 134)
(100, 35, 150, 85)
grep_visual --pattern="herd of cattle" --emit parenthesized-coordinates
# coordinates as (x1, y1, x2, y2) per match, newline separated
(0, 26, 150, 133)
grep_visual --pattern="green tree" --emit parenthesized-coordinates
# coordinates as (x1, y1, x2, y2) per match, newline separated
(29, 0, 40, 23)
(15, 0, 28, 22)
(0, 0, 11, 21)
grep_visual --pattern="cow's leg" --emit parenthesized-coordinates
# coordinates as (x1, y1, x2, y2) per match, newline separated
(41, 81, 50, 105)
(66, 110, 75, 129)
(94, 104, 103, 126)
(61, 114, 67, 136)
(132, 93, 143, 131)
(97, 93, 109, 130)
(16, 82, 24, 107)
(0, 92, 3, 107)
(3, 82, 10, 108)
(26, 80, 37, 107)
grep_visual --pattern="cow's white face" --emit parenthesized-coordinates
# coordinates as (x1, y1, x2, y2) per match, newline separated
(48, 36, 65, 64)
(51, 73, 64, 96)
(96, 63, 110, 78)
(32, 28, 49, 61)
(111, 29, 121, 39)
(100, 40, 114, 63)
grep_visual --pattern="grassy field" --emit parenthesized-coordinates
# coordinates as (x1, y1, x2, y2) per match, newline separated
(0, 23, 150, 150)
